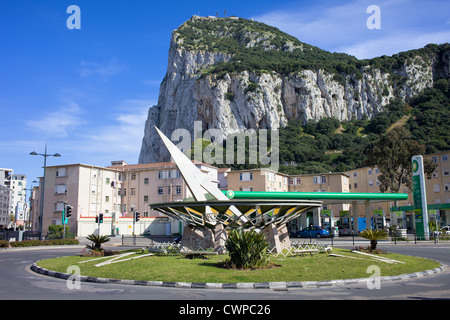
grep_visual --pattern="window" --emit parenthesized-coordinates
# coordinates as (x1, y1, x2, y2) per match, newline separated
(288, 178, 294, 185)
(176, 186, 181, 194)
(56, 168, 66, 177)
(313, 176, 320, 184)
(105, 177, 110, 184)
(55, 184, 67, 194)
(240, 172, 253, 181)
(353, 172, 357, 177)
(434, 185, 440, 192)
(167, 187, 171, 194)
(131, 188, 136, 196)
(321, 176, 327, 184)
(432, 156, 438, 163)
(176, 170, 181, 178)
(443, 154, 448, 161)
(368, 169, 372, 175)
(144, 178, 149, 184)
(158, 171, 164, 179)
(296, 177, 301, 185)
(105, 196, 109, 202)
(54, 202, 65, 212)
(157, 187, 163, 195)
(144, 195, 148, 202)
(443, 169, 449, 176)
(445, 184, 450, 192)
(369, 180, 373, 186)
(131, 172, 136, 180)
(354, 183, 358, 189)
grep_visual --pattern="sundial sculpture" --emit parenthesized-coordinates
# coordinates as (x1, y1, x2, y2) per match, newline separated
(150, 127, 323, 253)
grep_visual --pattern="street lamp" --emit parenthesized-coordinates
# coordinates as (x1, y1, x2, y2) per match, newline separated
(30, 144, 61, 240)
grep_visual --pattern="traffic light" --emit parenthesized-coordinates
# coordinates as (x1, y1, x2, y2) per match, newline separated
(99, 213, 104, 223)
(65, 205, 72, 218)
(95, 216, 99, 223)
(135, 211, 140, 222)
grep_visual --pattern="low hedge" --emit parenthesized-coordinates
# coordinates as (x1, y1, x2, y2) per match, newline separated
(0, 239, 79, 248)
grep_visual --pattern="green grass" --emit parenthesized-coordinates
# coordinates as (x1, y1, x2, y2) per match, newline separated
(36, 248, 440, 283)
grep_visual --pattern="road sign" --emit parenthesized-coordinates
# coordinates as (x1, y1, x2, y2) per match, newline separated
(412, 155, 429, 240)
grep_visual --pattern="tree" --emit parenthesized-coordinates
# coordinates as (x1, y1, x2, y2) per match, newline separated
(225, 228, 269, 269)
(85, 234, 110, 251)
(365, 127, 428, 193)
(359, 228, 389, 252)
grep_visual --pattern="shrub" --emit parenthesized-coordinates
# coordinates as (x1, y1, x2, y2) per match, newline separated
(0, 240, 9, 248)
(225, 228, 269, 269)
(359, 228, 389, 252)
(3, 239, 79, 247)
(85, 234, 110, 251)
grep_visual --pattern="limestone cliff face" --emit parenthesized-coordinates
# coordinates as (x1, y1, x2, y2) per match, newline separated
(139, 16, 449, 163)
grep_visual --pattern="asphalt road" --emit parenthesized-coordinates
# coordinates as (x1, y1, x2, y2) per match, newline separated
(1, 242, 449, 305)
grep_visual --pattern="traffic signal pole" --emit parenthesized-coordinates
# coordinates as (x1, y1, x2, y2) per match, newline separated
(62, 209, 66, 239)
(62, 205, 72, 239)
(133, 211, 140, 235)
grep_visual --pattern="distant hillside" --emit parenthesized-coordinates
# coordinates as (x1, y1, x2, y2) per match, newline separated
(277, 78, 450, 174)
(139, 16, 450, 166)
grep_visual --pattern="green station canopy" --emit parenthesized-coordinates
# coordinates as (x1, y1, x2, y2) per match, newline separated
(222, 190, 408, 204)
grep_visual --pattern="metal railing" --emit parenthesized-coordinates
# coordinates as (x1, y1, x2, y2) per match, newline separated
(121, 235, 179, 246)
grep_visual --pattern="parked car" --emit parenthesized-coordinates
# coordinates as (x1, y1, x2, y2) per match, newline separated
(440, 226, 450, 235)
(297, 226, 330, 238)
(338, 225, 353, 236)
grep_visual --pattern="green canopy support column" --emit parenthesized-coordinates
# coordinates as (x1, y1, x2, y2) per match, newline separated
(314, 207, 321, 227)
(352, 201, 359, 234)
(365, 201, 371, 230)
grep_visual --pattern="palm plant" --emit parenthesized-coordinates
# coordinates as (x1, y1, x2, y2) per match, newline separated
(359, 228, 389, 252)
(86, 234, 110, 251)
(225, 228, 269, 269)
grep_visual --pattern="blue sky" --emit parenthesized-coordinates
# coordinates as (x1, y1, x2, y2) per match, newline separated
(1, 0, 449, 188)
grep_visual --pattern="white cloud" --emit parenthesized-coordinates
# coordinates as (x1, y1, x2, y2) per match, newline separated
(339, 30, 450, 59)
(25, 101, 85, 137)
(252, 1, 367, 51)
(77, 59, 126, 79)
(70, 99, 153, 165)
(252, 0, 450, 59)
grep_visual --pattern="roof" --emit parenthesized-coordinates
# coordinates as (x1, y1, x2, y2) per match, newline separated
(223, 190, 408, 204)
(107, 160, 219, 171)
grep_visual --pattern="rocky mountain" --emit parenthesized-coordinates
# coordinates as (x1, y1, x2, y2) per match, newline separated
(139, 15, 450, 164)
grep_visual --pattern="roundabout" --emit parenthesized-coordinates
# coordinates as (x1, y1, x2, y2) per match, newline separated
(31, 246, 443, 290)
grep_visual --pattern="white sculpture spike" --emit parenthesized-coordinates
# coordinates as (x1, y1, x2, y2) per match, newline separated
(154, 126, 248, 224)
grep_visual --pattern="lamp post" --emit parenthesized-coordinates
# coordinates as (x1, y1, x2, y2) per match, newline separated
(30, 144, 61, 240)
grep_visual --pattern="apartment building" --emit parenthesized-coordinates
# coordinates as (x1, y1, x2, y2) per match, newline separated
(0, 185, 12, 228)
(32, 164, 122, 237)
(226, 168, 288, 192)
(107, 160, 213, 236)
(31, 160, 220, 237)
(10, 174, 27, 226)
(346, 150, 450, 229)
(0, 169, 13, 228)
(226, 169, 351, 232)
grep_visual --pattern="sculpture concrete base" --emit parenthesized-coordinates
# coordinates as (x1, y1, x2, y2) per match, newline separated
(262, 223, 291, 253)
(180, 224, 227, 253)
